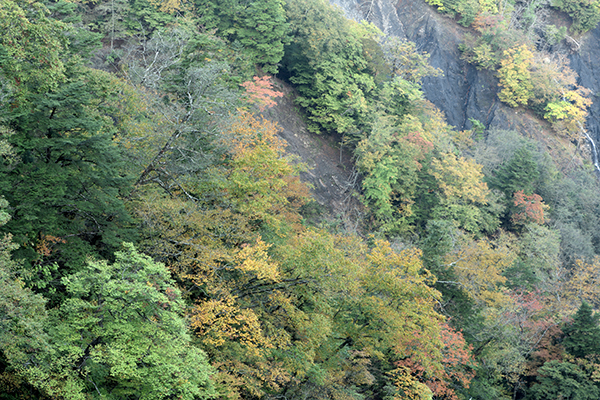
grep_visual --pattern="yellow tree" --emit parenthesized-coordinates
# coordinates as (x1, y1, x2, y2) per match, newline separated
(497, 45, 534, 107)
(271, 231, 447, 400)
(215, 110, 309, 231)
(563, 257, 600, 312)
(430, 153, 488, 204)
(130, 109, 310, 399)
(428, 152, 494, 234)
(544, 91, 592, 139)
(529, 54, 592, 137)
(444, 234, 516, 307)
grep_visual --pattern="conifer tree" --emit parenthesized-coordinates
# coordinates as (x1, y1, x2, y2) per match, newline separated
(529, 360, 600, 400)
(562, 301, 600, 358)
(0, 0, 136, 289)
(489, 147, 539, 197)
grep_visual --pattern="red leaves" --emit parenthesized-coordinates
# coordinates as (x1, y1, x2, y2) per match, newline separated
(395, 323, 475, 400)
(403, 131, 434, 170)
(241, 76, 284, 111)
(512, 190, 549, 225)
(472, 13, 507, 33)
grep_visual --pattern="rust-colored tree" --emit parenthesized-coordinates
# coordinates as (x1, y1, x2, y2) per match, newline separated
(396, 322, 475, 400)
(511, 190, 549, 226)
(241, 76, 284, 111)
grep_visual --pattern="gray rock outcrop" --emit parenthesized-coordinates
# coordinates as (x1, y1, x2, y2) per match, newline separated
(331, 0, 600, 142)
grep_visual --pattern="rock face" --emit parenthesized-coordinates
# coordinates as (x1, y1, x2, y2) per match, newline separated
(331, 0, 505, 131)
(571, 28, 600, 143)
(331, 0, 600, 142)
(269, 0, 600, 220)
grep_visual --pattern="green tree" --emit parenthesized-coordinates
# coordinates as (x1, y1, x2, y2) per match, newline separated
(282, 0, 377, 134)
(269, 231, 446, 400)
(195, 0, 288, 74)
(488, 147, 539, 199)
(0, 67, 137, 292)
(562, 301, 600, 358)
(424, 0, 481, 26)
(355, 113, 434, 233)
(33, 243, 216, 399)
(551, 0, 600, 33)
(428, 152, 494, 234)
(528, 360, 600, 400)
(0, 170, 50, 399)
(0, 0, 67, 93)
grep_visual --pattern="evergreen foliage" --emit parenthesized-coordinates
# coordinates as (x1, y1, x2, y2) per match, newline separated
(0, 0, 67, 92)
(551, 0, 600, 33)
(0, 65, 136, 289)
(0, 195, 50, 399)
(563, 301, 600, 358)
(529, 360, 600, 400)
(490, 146, 539, 191)
(195, 0, 289, 74)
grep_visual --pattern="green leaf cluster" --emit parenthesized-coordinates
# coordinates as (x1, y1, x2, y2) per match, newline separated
(551, 0, 600, 33)
(194, 0, 288, 74)
(2, 243, 216, 400)
(281, 0, 378, 134)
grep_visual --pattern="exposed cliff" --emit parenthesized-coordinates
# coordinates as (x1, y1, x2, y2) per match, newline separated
(331, 0, 600, 147)
(571, 28, 600, 143)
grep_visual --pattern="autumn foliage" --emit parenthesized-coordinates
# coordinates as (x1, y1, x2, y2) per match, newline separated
(497, 45, 534, 107)
(241, 76, 284, 111)
(218, 110, 309, 229)
(5, 0, 600, 399)
(396, 323, 475, 400)
(512, 190, 548, 225)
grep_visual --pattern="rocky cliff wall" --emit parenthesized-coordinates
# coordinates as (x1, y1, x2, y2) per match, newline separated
(331, 0, 600, 144)
(571, 28, 600, 143)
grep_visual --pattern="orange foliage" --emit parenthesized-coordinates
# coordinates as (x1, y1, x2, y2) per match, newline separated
(472, 13, 507, 33)
(404, 131, 434, 169)
(500, 289, 560, 376)
(241, 76, 284, 112)
(35, 234, 66, 258)
(512, 190, 548, 225)
(396, 323, 475, 400)
(525, 324, 564, 377)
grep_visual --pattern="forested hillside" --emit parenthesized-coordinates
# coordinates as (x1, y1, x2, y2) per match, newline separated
(2, 0, 600, 399)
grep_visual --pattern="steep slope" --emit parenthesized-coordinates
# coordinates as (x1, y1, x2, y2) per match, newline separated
(571, 28, 600, 143)
(261, 79, 364, 228)
(332, 0, 600, 146)
(331, 0, 501, 131)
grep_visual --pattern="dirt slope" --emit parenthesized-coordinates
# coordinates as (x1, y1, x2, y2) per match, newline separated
(260, 79, 365, 230)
